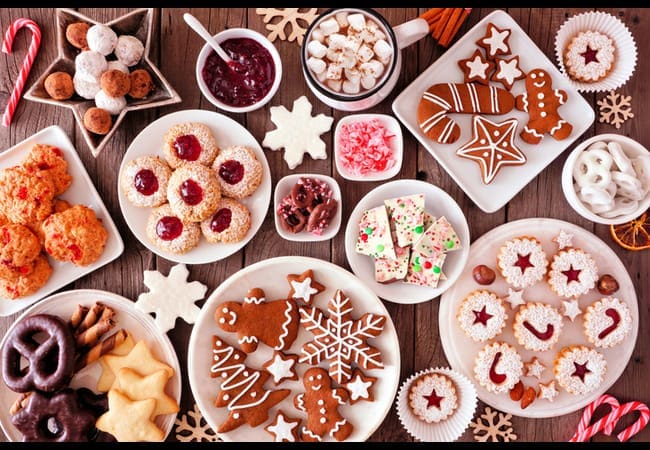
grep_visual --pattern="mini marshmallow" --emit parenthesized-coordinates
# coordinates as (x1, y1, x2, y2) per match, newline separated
(357, 44, 374, 63)
(307, 39, 328, 58)
(316, 69, 328, 83)
(360, 60, 384, 78)
(335, 11, 349, 28)
(344, 35, 362, 53)
(307, 56, 327, 74)
(311, 28, 325, 43)
(326, 78, 342, 92)
(373, 39, 393, 61)
(342, 78, 361, 94)
(328, 33, 347, 50)
(73, 72, 101, 99)
(95, 90, 127, 115)
(359, 28, 377, 44)
(337, 50, 357, 69)
(319, 17, 339, 36)
(75, 50, 108, 80)
(347, 13, 366, 32)
(344, 67, 361, 83)
(106, 60, 129, 74)
(326, 48, 339, 62)
(326, 63, 343, 80)
(360, 75, 377, 90)
(86, 24, 118, 56)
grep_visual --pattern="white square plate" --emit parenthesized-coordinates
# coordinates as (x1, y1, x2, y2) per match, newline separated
(0, 126, 124, 316)
(392, 9, 595, 213)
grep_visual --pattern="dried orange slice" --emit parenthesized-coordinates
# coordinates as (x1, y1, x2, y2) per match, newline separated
(610, 210, 650, 251)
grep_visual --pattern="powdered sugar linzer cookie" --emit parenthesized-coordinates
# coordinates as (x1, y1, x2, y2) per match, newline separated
(408, 372, 458, 423)
(496, 236, 548, 289)
(547, 248, 598, 298)
(513, 302, 564, 352)
(457, 290, 508, 343)
(553, 344, 607, 395)
(564, 30, 616, 83)
(473, 341, 522, 394)
(583, 296, 632, 348)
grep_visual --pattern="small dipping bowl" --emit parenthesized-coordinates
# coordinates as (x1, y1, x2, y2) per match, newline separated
(195, 28, 282, 113)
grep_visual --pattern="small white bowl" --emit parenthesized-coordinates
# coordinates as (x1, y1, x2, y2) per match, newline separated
(562, 133, 650, 225)
(274, 173, 342, 242)
(334, 113, 403, 182)
(195, 28, 282, 113)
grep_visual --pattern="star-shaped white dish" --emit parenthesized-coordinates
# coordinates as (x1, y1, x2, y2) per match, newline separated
(24, 8, 181, 157)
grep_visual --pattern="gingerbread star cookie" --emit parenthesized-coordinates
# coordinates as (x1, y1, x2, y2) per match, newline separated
(477, 22, 512, 59)
(265, 410, 301, 442)
(344, 368, 377, 405)
(458, 49, 495, 85)
(263, 350, 299, 385)
(287, 269, 325, 305)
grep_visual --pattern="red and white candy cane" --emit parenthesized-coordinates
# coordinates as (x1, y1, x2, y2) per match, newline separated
(569, 393, 620, 442)
(2, 18, 41, 127)
(604, 401, 650, 442)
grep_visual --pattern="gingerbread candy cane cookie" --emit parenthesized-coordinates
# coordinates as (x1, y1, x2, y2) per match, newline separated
(417, 82, 515, 144)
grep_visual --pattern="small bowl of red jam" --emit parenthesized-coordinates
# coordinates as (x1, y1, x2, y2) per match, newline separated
(195, 27, 282, 113)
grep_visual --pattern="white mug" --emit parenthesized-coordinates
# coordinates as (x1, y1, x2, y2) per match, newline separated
(301, 8, 429, 112)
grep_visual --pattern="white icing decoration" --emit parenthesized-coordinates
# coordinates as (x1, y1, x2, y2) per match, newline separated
(266, 413, 299, 442)
(290, 277, 319, 303)
(276, 300, 295, 350)
(265, 353, 297, 383)
(345, 373, 373, 401)
(465, 55, 491, 80)
(480, 25, 510, 57)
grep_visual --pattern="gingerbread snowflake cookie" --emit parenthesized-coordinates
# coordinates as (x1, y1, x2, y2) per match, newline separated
(263, 95, 333, 169)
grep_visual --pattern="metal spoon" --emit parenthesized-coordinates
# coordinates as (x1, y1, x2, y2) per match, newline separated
(183, 13, 237, 68)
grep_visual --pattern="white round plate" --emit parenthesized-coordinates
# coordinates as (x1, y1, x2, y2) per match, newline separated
(0, 289, 181, 441)
(344, 179, 470, 304)
(439, 218, 639, 418)
(117, 109, 272, 264)
(187, 256, 401, 442)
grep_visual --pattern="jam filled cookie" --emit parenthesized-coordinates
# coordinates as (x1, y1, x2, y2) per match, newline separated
(163, 122, 219, 169)
(513, 302, 564, 352)
(120, 156, 172, 208)
(200, 197, 251, 244)
(146, 203, 200, 255)
(42, 205, 108, 267)
(408, 372, 458, 423)
(211, 145, 263, 199)
(0, 166, 55, 226)
(457, 290, 508, 343)
(0, 254, 52, 299)
(583, 297, 632, 348)
(554, 344, 606, 395)
(473, 341, 523, 394)
(21, 144, 72, 195)
(564, 30, 616, 83)
(496, 236, 548, 289)
(547, 248, 598, 298)
(166, 163, 221, 222)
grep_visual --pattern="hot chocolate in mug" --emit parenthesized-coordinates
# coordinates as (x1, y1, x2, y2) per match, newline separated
(301, 8, 429, 112)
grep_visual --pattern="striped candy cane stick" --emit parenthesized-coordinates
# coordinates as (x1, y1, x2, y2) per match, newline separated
(2, 18, 41, 127)
(568, 393, 620, 442)
(603, 401, 649, 442)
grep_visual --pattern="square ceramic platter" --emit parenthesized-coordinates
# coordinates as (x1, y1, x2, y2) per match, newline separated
(273, 173, 342, 242)
(0, 126, 124, 317)
(392, 9, 595, 213)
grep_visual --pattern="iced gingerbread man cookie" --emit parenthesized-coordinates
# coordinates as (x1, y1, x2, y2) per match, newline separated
(214, 287, 299, 353)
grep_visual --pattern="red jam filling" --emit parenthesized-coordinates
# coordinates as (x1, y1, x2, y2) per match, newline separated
(180, 180, 203, 205)
(562, 265, 581, 283)
(580, 45, 599, 64)
(17, 187, 28, 200)
(472, 305, 493, 326)
(423, 388, 444, 409)
(67, 244, 82, 262)
(489, 352, 507, 384)
(598, 308, 621, 339)
(513, 253, 534, 273)
(219, 160, 244, 185)
(210, 208, 232, 233)
(201, 37, 275, 108)
(156, 216, 183, 241)
(523, 321, 554, 340)
(134, 169, 159, 196)
(173, 134, 202, 161)
(572, 361, 591, 381)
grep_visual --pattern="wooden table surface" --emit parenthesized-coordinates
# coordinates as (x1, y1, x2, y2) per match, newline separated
(1, 7, 648, 443)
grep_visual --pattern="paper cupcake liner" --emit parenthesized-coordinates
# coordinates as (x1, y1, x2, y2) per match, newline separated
(396, 367, 478, 442)
(554, 11, 637, 93)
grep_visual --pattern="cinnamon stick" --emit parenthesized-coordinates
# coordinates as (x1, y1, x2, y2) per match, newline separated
(439, 8, 464, 47)
(432, 8, 454, 41)
(440, 8, 471, 47)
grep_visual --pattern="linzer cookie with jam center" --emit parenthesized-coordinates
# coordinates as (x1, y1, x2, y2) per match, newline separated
(473, 341, 523, 395)
(457, 290, 508, 343)
(553, 344, 606, 395)
(496, 236, 548, 289)
(407, 372, 458, 424)
(583, 296, 632, 348)
(512, 302, 564, 352)
(547, 247, 598, 299)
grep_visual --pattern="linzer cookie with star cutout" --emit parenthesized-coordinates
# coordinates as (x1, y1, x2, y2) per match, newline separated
(496, 236, 549, 289)
(547, 248, 598, 299)
(456, 290, 508, 343)
(553, 344, 607, 396)
(564, 30, 615, 83)
(407, 372, 458, 423)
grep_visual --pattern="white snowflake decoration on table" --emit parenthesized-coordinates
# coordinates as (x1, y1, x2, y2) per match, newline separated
(470, 406, 517, 442)
(562, 299, 582, 322)
(597, 90, 634, 129)
(135, 264, 207, 333)
(505, 288, 525, 310)
(174, 403, 220, 442)
(553, 229, 574, 250)
(255, 8, 319, 46)
(262, 95, 333, 170)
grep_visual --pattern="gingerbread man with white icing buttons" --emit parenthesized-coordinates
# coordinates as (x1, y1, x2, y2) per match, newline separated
(515, 68, 573, 145)
(294, 367, 354, 442)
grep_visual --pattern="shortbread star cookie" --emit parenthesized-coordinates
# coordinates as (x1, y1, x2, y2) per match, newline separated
(96, 389, 165, 442)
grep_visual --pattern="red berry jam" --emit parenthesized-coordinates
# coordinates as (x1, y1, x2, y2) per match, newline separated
(134, 169, 159, 196)
(173, 134, 202, 161)
(156, 216, 183, 241)
(489, 352, 507, 384)
(180, 179, 203, 205)
(201, 37, 276, 108)
(598, 308, 621, 339)
(523, 321, 554, 340)
(219, 160, 244, 185)
(210, 208, 232, 233)
(67, 244, 83, 262)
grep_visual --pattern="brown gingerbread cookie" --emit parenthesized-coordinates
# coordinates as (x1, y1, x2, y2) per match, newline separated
(476, 22, 512, 59)
(294, 367, 354, 442)
(515, 68, 573, 144)
(457, 49, 495, 85)
(210, 336, 290, 433)
(214, 287, 299, 353)
(286, 269, 325, 305)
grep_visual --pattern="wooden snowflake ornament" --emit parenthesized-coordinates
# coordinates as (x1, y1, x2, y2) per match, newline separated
(255, 8, 319, 46)
(597, 90, 634, 129)
(174, 403, 220, 442)
(469, 406, 517, 442)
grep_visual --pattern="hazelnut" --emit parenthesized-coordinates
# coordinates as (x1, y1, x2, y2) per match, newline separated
(597, 274, 619, 295)
(472, 264, 496, 285)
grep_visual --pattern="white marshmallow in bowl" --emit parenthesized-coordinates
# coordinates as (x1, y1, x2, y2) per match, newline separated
(373, 39, 393, 61)
(307, 40, 327, 58)
(307, 57, 327, 74)
(347, 13, 366, 32)
(319, 17, 339, 36)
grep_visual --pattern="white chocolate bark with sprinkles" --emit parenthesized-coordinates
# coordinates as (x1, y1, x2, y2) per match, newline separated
(374, 244, 410, 283)
(412, 216, 461, 257)
(355, 205, 396, 260)
(384, 193, 425, 247)
(404, 251, 446, 288)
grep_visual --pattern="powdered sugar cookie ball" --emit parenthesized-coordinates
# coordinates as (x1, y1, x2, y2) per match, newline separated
(146, 203, 200, 255)
(121, 155, 172, 208)
(106, 60, 129, 74)
(73, 72, 101, 99)
(167, 162, 221, 222)
(86, 24, 118, 56)
(75, 50, 107, 80)
(114, 35, 145, 67)
(95, 90, 126, 115)
(200, 197, 251, 244)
